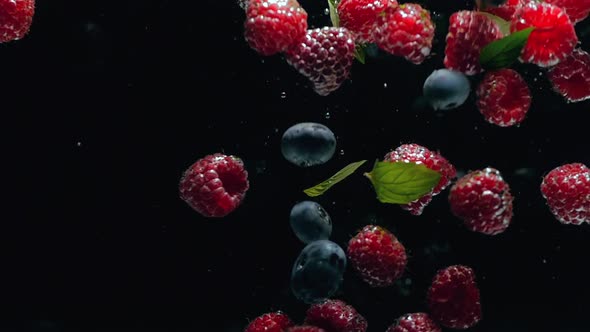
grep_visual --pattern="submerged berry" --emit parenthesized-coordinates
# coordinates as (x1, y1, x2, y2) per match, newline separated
(423, 69, 470, 111)
(290, 201, 332, 244)
(281, 123, 337, 167)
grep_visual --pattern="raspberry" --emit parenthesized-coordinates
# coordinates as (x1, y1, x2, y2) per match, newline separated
(510, 2, 578, 67)
(483, 0, 526, 21)
(547, 49, 590, 103)
(337, 0, 396, 44)
(449, 168, 513, 235)
(305, 299, 368, 332)
(245, 312, 294, 332)
(427, 265, 482, 330)
(0, 0, 34, 43)
(286, 327, 326, 332)
(179, 153, 249, 218)
(385, 313, 441, 332)
(285, 27, 356, 96)
(244, 0, 308, 56)
(373, 4, 435, 64)
(444, 11, 503, 75)
(476, 69, 531, 127)
(347, 225, 407, 287)
(540, 163, 590, 225)
(544, 0, 590, 24)
(384, 144, 456, 215)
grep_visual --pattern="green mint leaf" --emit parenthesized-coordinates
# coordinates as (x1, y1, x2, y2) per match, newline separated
(479, 12, 511, 36)
(480, 27, 534, 70)
(354, 44, 366, 64)
(365, 161, 441, 204)
(328, 0, 339, 27)
(304, 160, 367, 197)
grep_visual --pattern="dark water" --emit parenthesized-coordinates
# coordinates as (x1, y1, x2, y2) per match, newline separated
(4, 0, 590, 331)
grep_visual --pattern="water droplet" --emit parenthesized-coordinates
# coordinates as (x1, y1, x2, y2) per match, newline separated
(339, 149, 345, 155)
(383, 83, 388, 88)
(542, 259, 547, 264)
(76, 141, 82, 147)
(325, 112, 331, 119)
(324, 8, 329, 15)
(280, 91, 287, 99)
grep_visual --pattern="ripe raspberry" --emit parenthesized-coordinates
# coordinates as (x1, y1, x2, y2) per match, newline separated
(347, 225, 407, 287)
(244, 0, 308, 56)
(373, 4, 435, 64)
(510, 2, 578, 67)
(305, 299, 368, 332)
(285, 27, 356, 96)
(483, 0, 526, 21)
(476, 69, 531, 127)
(547, 49, 590, 103)
(385, 313, 441, 332)
(384, 144, 456, 215)
(540, 163, 590, 225)
(179, 153, 249, 218)
(245, 311, 294, 332)
(337, 0, 396, 44)
(0, 0, 34, 43)
(286, 326, 326, 332)
(449, 168, 513, 235)
(444, 11, 503, 75)
(544, 0, 590, 24)
(427, 265, 482, 330)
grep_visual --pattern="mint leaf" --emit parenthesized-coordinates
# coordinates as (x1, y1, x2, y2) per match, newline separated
(354, 44, 366, 64)
(480, 27, 534, 70)
(365, 161, 441, 204)
(328, 0, 339, 27)
(479, 12, 511, 36)
(304, 160, 367, 197)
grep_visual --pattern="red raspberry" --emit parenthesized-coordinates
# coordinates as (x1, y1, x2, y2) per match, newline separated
(384, 144, 456, 216)
(547, 49, 590, 103)
(385, 313, 441, 332)
(244, 0, 308, 56)
(179, 153, 249, 218)
(373, 4, 435, 65)
(540, 163, 590, 225)
(444, 11, 503, 75)
(337, 0, 396, 44)
(0, 0, 34, 43)
(483, 0, 526, 21)
(476, 69, 531, 127)
(347, 225, 407, 287)
(449, 168, 513, 235)
(286, 327, 326, 332)
(245, 311, 294, 332)
(544, 0, 590, 24)
(510, 2, 578, 67)
(285, 27, 356, 96)
(427, 265, 482, 330)
(305, 299, 368, 332)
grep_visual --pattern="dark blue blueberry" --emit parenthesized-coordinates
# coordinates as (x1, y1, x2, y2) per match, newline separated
(423, 69, 470, 110)
(290, 201, 332, 244)
(291, 240, 346, 304)
(281, 123, 336, 167)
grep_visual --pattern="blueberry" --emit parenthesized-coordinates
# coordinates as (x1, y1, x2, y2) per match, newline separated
(291, 240, 346, 304)
(290, 201, 332, 244)
(423, 69, 470, 110)
(281, 123, 336, 167)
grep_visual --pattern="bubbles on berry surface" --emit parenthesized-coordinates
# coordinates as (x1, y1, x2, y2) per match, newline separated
(290, 201, 332, 244)
(291, 240, 346, 304)
(423, 69, 470, 111)
(281, 123, 336, 167)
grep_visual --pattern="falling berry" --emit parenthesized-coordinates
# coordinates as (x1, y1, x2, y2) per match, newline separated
(547, 49, 590, 103)
(449, 167, 514, 235)
(385, 313, 441, 332)
(510, 2, 578, 67)
(305, 299, 368, 332)
(544, 0, 590, 24)
(244, 311, 294, 332)
(541, 163, 590, 225)
(338, 0, 397, 44)
(476, 69, 531, 127)
(427, 265, 482, 330)
(0, 0, 35, 43)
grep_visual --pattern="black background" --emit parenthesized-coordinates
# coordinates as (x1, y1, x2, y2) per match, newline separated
(3, 0, 590, 331)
